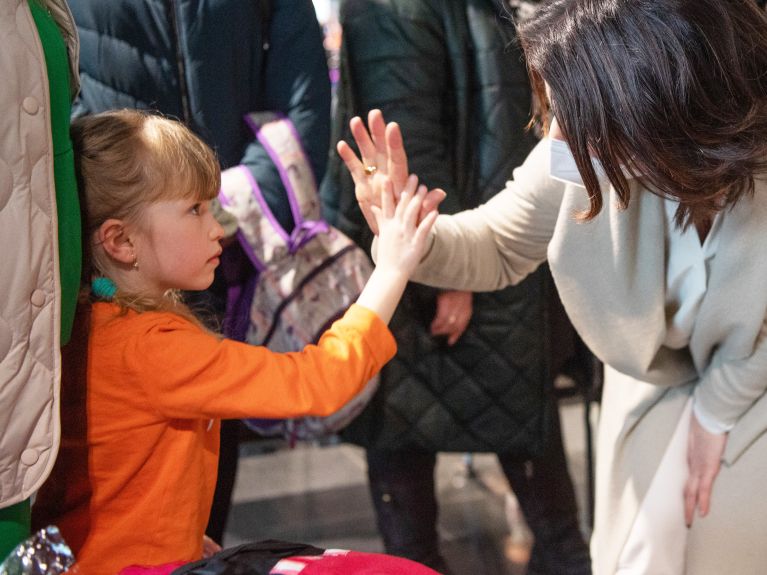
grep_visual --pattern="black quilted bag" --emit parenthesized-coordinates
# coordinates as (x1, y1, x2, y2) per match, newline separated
(342, 265, 556, 459)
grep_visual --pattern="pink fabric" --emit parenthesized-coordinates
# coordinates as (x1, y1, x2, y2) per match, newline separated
(117, 561, 186, 575)
(271, 551, 443, 574)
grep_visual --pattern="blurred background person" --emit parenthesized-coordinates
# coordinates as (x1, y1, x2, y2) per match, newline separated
(320, 1, 592, 573)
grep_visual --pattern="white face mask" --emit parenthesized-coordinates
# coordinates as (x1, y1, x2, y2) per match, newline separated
(549, 138, 636, 188)
(548, 138, 607, 188)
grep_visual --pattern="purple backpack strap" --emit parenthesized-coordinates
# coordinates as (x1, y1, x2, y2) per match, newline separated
(245, 113, 328, 252)
(218, 114, 331, 267)
(218, 165, 288, 270)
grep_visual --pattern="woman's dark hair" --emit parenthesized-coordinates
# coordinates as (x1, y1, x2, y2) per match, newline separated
(519, 0, 767, 227)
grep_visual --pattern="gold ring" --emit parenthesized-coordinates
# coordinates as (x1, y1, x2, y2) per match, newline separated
(364, 165, 378, 176)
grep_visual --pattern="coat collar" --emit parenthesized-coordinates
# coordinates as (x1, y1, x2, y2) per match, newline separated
(548, 167, 767, 383)
(548, 177, 698, 384)
(690, 177, 767, 366)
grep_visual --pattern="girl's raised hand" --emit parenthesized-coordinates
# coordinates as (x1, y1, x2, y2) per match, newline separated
(354, 174, 438, 324)
(337, 109, 445, 234)
(371, 174, 438, 278)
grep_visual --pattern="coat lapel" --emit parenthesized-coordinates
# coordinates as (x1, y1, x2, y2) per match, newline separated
(690, 179, 767, 370)
(548, 179, 691, 382)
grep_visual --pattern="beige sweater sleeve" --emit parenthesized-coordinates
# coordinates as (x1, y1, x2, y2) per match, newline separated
(375, 139, 566, 292)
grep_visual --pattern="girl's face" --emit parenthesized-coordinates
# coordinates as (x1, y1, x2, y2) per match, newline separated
(131, 198, 225, 295)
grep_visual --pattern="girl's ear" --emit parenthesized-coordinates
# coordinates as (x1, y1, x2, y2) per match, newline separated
(96, 219, 136, 265)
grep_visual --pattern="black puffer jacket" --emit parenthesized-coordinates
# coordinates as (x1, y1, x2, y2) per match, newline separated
(321, 0, 561, 455)
(69, 0, 331, 232)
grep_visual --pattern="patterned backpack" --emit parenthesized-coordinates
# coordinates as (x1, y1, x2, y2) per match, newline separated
(218, 113, 377, 442)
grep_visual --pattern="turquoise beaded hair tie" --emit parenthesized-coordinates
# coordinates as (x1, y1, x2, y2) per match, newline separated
(91, 277, 117, 300)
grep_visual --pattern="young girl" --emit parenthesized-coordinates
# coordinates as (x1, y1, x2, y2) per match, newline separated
(33, 109, 437, 574)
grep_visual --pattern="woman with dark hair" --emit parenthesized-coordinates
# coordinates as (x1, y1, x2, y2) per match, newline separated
(338, 0, 767, 573)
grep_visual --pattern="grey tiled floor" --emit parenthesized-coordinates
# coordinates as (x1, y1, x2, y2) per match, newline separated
(223, 397, 595, 575)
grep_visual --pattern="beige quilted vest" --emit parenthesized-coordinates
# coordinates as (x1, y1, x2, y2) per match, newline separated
(0, 0, 79, 507)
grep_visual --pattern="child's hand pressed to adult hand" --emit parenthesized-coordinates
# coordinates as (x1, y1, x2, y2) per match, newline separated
(372, 174, 438, 279)
(355, 174, 438, 324)
(337, 109, 446, 235)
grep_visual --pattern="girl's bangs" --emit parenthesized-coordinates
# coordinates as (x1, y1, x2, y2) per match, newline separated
(144, 116, 221, 204)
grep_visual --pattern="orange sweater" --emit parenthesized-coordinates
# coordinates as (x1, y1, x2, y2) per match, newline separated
(36, 302, 395, 575)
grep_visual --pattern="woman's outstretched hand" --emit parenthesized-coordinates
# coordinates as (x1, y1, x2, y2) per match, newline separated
(684, 413, 727, 527)
(337, 109, 446, 234)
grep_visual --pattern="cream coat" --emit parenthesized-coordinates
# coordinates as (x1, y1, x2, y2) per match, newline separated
(0, 0, 79, 508)
(405, 139, 767, 574)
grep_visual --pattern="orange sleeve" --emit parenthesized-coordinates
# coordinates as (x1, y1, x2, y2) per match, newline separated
(129, 304, 396, 420)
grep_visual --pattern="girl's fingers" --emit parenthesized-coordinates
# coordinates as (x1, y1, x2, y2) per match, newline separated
(394, 175, 418, 219)
(404, 173, 419, 195)
(413, 209, 438, 248)
(369, 204, 383, 229)
(403, 185, 427, 229)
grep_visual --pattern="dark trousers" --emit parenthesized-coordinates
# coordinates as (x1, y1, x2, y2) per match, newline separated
(365, 405, 591, 575)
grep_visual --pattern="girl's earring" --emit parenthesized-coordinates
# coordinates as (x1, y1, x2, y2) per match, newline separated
(132, 258, 139, 270)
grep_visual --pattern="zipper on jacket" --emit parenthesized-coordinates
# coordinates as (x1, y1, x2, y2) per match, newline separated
(166, 0, 192, 124)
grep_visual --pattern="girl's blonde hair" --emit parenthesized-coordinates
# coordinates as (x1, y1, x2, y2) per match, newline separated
(71, 109, 222, 319)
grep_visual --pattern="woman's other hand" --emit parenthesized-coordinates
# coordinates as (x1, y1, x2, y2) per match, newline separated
(430, 291, 473, 346)
(337, 109, 445, 234)
(684, 413, 727, 527)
